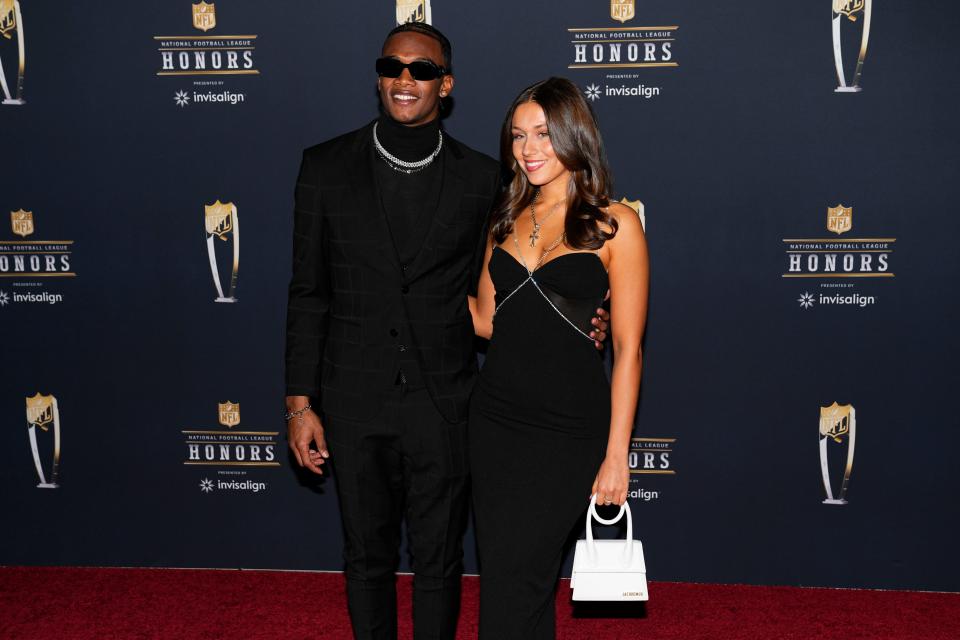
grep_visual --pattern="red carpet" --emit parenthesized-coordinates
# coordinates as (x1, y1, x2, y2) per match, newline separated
(1, 567, 957, 639)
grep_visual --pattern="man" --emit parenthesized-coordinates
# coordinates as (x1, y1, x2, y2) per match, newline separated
(284, 23, 607, 639)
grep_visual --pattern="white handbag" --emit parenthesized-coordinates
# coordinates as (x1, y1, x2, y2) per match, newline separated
(570, 494, 648, 601)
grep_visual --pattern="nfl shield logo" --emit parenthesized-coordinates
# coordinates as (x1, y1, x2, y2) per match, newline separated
(0, 0, 18, 36)
(826, 205, 852, 235)
(11, 209, 33, 237)
(833, 0, 865, 19)
(26, 393, 55, 430)
(819, 402, 852, 443)
(218, 402, 240, 428)
(205, 200, 235, 240)
(396, 0, 427, 24)
(192, 2, 216, 32)
(611, 0, 635, 23)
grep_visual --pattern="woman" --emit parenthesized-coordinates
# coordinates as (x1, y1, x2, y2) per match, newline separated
(468, 77, 649, 639)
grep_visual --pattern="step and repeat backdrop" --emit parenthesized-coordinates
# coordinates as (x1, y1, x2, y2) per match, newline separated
(2, 1, 958, 592)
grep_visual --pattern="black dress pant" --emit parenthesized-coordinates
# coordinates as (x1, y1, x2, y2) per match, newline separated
(325, 386, 469, 640)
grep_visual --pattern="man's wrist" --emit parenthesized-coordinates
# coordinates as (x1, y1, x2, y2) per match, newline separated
(285, 395, 311, 411)
(284, 404, 313, 422)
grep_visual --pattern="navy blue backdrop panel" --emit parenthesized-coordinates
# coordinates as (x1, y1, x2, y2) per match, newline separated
(2, 1, 959, 591)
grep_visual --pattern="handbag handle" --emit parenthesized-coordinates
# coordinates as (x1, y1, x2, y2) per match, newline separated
(585, 494, 634, 565)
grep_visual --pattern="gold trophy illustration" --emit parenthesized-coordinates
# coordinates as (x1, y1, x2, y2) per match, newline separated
(832, 0, 872, 92)
(0, 0, 25, 105)
(819, 402, 856, 504)
(204, 200, 239, 303)
(25, 393, 61, 488)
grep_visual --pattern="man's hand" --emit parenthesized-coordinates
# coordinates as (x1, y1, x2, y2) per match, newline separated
(286, 397, 328, 475)
(590, 290, 612, 350)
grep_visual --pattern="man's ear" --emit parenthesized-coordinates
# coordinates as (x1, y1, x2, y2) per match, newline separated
(440, 74, 454, 98)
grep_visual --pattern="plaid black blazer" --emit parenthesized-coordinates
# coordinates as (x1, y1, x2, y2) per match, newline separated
(285, 120, 499, 423)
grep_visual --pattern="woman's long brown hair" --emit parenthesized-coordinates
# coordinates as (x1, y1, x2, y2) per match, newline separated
(490, 77, 618, 249)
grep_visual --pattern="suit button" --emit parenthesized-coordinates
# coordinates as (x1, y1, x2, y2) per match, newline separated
(389, 329, 398, 337)
(401, 285, 410, 294)
(401, 264, 408, 272)
(398, 344, 407, 352)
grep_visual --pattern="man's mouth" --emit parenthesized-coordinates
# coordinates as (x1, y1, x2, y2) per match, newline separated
(391, 92, 419, 105)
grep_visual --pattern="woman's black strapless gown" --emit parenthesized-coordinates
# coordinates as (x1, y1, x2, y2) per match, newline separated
(469, 245, 610, 639)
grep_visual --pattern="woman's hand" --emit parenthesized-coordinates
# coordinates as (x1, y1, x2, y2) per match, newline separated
(591, 454, 630, 506)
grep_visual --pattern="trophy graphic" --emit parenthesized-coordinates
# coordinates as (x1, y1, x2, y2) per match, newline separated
(832, 0, 872, 92)
(25, 393, 61, 488)
(0, 0, 25, 105)
(819, 402, 856, 504)
(204, 200, 239, 303)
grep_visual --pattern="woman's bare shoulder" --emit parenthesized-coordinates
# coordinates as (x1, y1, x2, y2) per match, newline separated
(602, 201, 645, 238)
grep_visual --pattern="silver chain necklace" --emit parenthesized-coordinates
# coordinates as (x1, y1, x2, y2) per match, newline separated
(373, 122, 443, 174)
(529, 189, 566, 247)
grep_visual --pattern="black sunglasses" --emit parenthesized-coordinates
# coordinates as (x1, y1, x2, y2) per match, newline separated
(376, 57, 448, 81)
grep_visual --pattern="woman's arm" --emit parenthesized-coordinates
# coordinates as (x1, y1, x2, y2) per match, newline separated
(468, 236, 497, 340)
(592, 203, 649, 506)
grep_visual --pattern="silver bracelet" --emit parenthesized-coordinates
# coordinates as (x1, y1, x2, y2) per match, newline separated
(284, 404, 312, 422)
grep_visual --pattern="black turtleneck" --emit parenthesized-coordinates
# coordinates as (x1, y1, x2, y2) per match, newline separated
(373, 115, 445, 389)
(373, 115, 444, 264)
(375, 114, 442, 162)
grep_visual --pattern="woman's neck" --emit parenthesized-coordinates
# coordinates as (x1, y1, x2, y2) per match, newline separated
(536, 172, 572, 206)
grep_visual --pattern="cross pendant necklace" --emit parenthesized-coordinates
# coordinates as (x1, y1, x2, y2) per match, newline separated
(528, 191, 564, 247)
(529, 222, 542, 247)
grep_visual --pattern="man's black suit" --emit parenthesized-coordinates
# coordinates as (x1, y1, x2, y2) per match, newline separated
(286, 120, 498, 422)
(285, 119, 499, 639)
